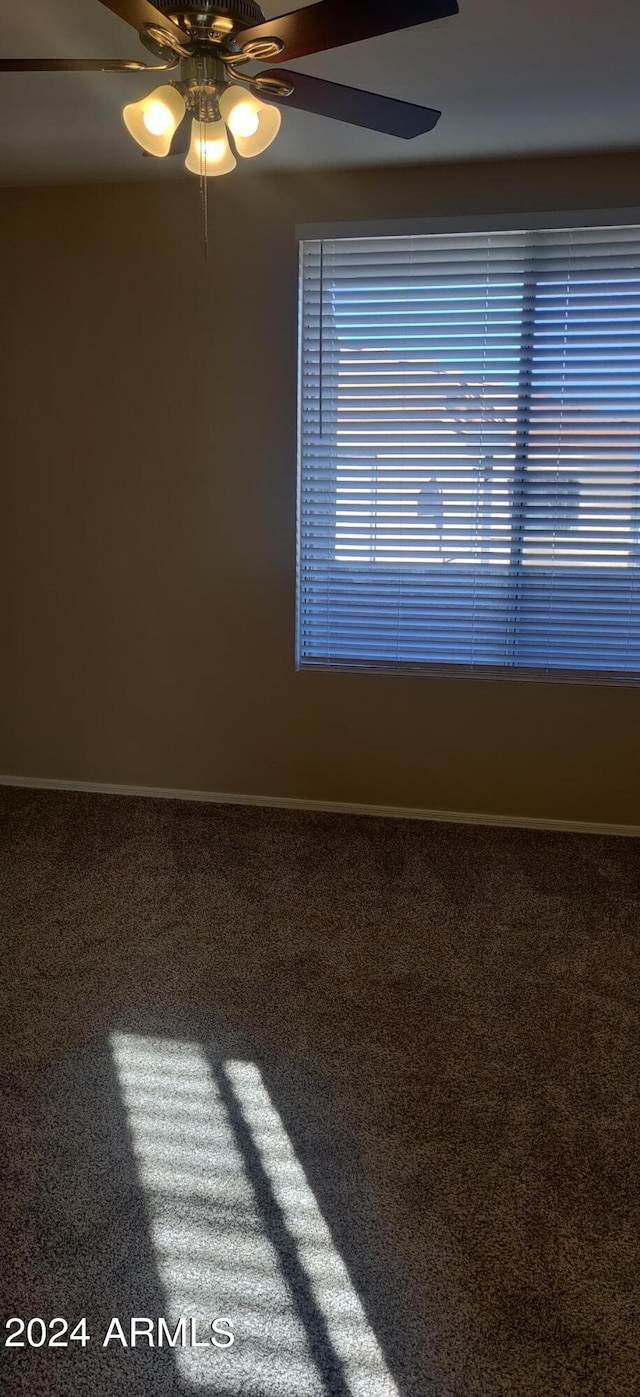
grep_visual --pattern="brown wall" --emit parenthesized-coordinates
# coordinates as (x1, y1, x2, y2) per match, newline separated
(1, 153, 640, 824)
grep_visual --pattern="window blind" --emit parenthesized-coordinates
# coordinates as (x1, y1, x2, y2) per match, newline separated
(297, 225, 640, 681)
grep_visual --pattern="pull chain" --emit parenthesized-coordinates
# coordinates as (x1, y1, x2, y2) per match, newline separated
(197, 75, 209, 259)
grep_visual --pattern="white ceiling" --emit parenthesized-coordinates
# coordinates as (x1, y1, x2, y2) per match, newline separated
(1, 0, 639, 185)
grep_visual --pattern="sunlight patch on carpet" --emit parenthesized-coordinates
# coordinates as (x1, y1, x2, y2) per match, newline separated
(111, 1032, 399, 1396)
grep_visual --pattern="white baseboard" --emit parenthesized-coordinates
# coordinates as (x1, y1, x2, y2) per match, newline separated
(0, 772, 637, 838)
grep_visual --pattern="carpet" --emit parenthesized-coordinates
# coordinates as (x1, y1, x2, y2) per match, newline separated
(0, 787, 638, 1396)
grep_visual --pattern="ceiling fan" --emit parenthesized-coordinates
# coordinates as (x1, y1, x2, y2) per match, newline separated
(0, 1, 459, 177)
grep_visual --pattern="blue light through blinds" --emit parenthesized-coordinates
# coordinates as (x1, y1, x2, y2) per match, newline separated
(297, 226, 640, 681)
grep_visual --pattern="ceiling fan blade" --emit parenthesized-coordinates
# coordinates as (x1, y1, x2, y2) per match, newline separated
(97, 0, 186, 48)
(240, 0, 458, 63)
(256, 69, 441, 139)
(0, 57, 167, 71)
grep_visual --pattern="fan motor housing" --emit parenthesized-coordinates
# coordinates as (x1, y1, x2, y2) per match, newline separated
(153, 1, 266, 29)
(140, 1, 267, 62)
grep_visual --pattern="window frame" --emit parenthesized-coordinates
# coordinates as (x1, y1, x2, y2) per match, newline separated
(295, 209, 640, 686)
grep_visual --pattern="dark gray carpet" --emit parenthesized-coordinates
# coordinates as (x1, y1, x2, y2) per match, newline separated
(0, 787, 638, 1397)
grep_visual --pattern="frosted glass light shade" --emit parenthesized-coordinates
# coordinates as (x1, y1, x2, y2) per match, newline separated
(123, 85, 186, 157)
(185, 118, 237, 176)
(219, 85, 281, 158)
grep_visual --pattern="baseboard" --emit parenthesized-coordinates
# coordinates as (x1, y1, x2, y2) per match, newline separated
(0, 772, 637, 838)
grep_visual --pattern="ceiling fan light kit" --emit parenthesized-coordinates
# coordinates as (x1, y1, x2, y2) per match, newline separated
(1, 0, 459, 176)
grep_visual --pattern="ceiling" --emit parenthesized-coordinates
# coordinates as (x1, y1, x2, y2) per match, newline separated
(1, 0, 639, 185)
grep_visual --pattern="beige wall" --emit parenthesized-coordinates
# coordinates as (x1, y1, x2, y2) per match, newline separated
(1, 152, 640, 824)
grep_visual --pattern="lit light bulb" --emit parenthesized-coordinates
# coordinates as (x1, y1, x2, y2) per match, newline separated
(143, 100, 174, 138)
(123, 84, 186, 157)
(219, 85, 281, 159)
(227, 101, 260, 140)
(185, 119, 236, 177)
(200, 138, 228, 163)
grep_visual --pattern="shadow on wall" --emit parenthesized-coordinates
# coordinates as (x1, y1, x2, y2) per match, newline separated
(1, 1020, 424, 1397)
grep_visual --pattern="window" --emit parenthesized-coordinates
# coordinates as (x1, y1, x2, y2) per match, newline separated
(297, 223, 640, 682)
